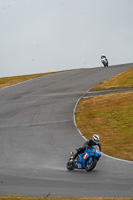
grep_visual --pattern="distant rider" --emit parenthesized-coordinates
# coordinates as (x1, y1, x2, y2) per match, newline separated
(71, 134, 101, 161)
(101, 54, 109, 66)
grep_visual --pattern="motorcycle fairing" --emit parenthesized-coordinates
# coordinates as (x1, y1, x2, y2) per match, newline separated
(74, 147, 101, 169)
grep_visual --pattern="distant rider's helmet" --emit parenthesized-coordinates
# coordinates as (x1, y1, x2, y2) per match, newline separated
(92, 134, 100, 144)
(101, 54, 106, 58)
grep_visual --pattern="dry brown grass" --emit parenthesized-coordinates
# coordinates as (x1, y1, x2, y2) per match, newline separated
(0, 72, 59, 89)
(91, 67, 133, 91)
(0, 70, 74, 89)
(0, 198, 132, 200)
(75, 91, 133, 161)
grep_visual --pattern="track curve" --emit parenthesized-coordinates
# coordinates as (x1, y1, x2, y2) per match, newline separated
(0, 64, 133, 197)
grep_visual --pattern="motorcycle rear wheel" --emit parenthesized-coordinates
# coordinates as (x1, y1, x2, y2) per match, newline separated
(85, 157, 97, 171)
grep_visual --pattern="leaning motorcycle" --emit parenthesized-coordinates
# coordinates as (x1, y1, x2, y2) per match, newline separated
(66, 146, 101, 172)
(101, 58, 108, 67)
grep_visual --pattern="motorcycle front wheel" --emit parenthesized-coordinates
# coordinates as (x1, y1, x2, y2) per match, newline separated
(66, 161, 75, 171)
(85, 157, 97, 171)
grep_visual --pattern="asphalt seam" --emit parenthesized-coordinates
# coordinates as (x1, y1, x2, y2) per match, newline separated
(0, 120, 72, 128)
(83, 87, 133, 98)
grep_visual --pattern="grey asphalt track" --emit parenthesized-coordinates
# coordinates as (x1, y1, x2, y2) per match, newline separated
(0, 63, 133, 198)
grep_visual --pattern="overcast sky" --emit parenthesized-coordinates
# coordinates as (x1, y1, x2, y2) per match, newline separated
(0, 0, 133, 77)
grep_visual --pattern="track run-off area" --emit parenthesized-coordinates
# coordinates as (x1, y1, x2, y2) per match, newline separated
(0, 63, 133, 198)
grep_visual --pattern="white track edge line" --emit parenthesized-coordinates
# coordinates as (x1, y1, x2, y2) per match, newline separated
(73, 87, 133, 164)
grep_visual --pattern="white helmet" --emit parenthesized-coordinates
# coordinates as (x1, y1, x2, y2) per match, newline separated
(92, 134, 100, 144)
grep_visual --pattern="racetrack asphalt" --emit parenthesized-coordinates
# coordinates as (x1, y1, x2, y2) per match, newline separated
(0, 63, 133, 198)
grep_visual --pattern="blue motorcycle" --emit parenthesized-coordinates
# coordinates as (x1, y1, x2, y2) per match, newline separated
(67, 146, 101, 172)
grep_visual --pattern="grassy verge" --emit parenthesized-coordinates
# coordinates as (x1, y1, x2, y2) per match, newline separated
(0, 70, 72, 89)
(0, 73, 55, 89)
(75, 91, 133, 161)
(91, 67, 133, 91)
(75, 67, 133, 161)
(0, 198, 132, 200)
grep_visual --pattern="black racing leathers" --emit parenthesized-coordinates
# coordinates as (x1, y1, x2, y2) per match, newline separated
(73, 139, 101, 160)
(83, 140, 101, 151)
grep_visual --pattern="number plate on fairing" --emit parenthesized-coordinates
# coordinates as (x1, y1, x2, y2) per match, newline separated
(77, 164, 82, 168)
(83, 153, 89, 159)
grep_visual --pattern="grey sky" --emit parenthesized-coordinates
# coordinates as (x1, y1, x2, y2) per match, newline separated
(0, 0, 133, 77)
